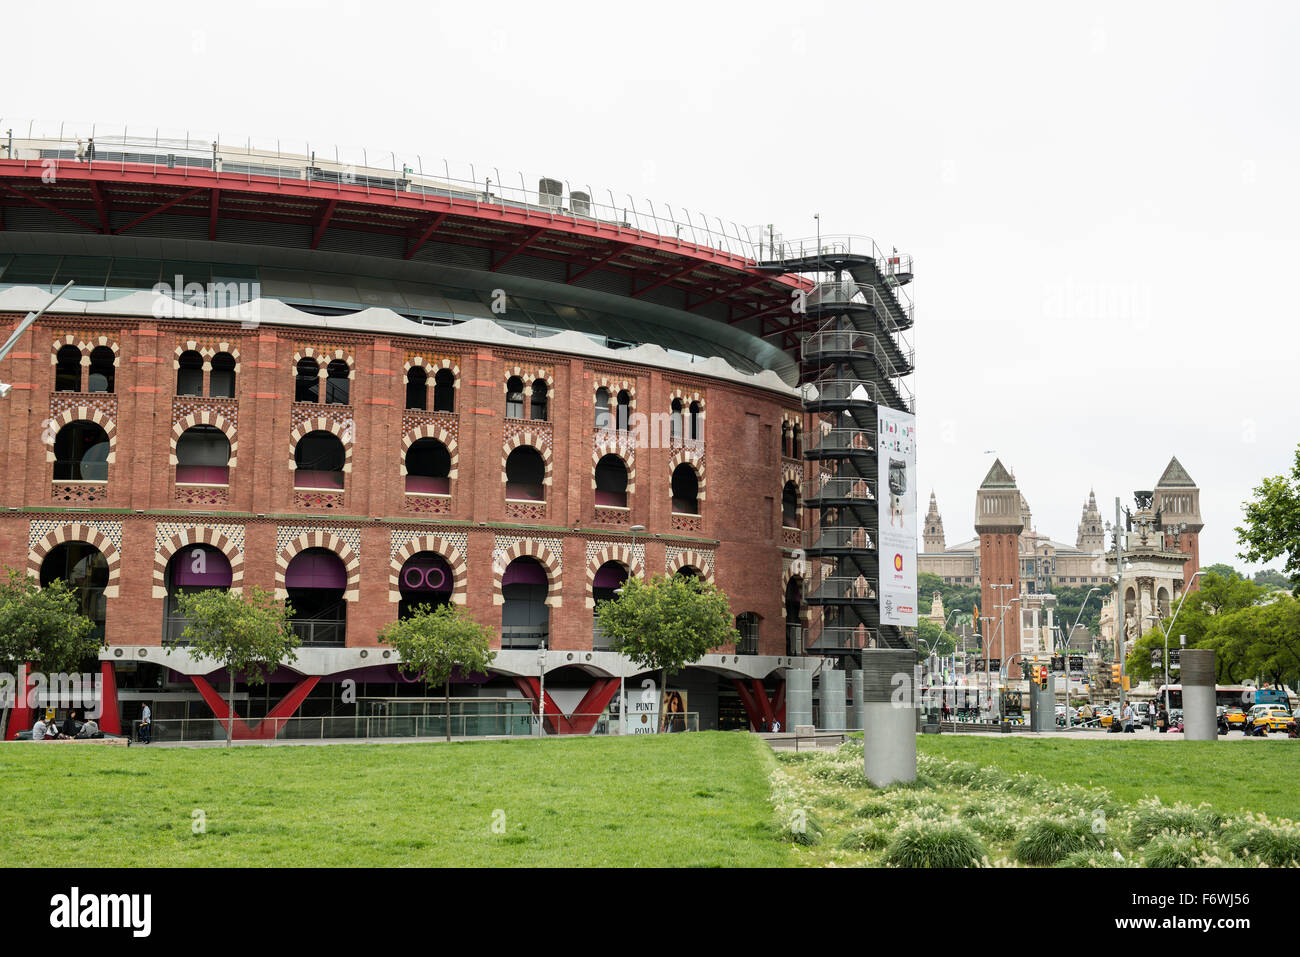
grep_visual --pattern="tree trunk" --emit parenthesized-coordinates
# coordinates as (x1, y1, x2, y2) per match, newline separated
(227, 666, 235, 748)
(444, 679, 451, 743)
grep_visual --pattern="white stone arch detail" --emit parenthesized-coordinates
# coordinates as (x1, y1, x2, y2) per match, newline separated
(152, 527, 245, 598)
(275, 531, 361, 602)
(388, 534, 469, 605)
(493, 539, 563, 608)
(44, 407, 118, 465)
(288, 417, 354, 474)
(399, 424, 460, 479)
(170, 412, 238, 469)
(667, 450, 705, 502)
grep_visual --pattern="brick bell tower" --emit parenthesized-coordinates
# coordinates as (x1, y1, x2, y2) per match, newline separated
(974, 459, 1024, 666)
(1154, 456, 1203, 592)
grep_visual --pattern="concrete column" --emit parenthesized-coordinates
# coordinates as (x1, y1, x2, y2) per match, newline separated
(820, 669, 846, 731)
(785, 669, 813, 730)
(861, 649, 917, 786)
(1181, 648, 1216, 741)
(848, 669, 863, 730)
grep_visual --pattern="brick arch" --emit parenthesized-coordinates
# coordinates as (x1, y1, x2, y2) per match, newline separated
(399, 424, 459, 478)
(43, 407, 117, 465)
(293, 347, 356, 380)
(493, 540, 562, 608)
(593, 375, 637, 416)
(585, 545, 641, 608)
(288, 418, 354, 474)
(152, 527, 246, 599)
(504, 365, 554, 392)
(275, 532, 361, 602)
(782, 560, 809, 603)
(667, 450, 705, 502)
(83, 335, 120, 367)
(591, 444, 635, 494)
(403, 355, 461, 388)
(668, 387, 706, 412)
(781, 465, 802, 520)
(388, 535, 469, 605)
(27, 524, 122, 599)
(667, 550, 714, 583)
(501, 433, 554, 487)
(174, 340, 241, 372)
(50, 334, 82, 365)
(170, 412, 238, 469)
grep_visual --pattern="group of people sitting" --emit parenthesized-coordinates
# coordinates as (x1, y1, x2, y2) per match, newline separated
(30, 711, 100, 741)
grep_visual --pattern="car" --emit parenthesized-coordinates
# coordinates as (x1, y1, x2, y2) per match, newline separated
(1245, 705, 1296, 736)
(1222, 706, 1247, 730)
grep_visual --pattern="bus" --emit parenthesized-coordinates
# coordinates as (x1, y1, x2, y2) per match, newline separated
(1154, 684, 1293, 710)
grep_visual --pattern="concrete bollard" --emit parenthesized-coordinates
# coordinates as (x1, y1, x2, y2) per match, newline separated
(1180, 648, 1217, 741)
(861, 648, 918, 786)
(785, 669, 813, 731)
(848, 669, 864, 731)
(820, 669, 846, 732)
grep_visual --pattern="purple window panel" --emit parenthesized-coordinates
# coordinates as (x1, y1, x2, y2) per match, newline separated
(405, 475, 450, 495)
(502, 560, 547, 586)
(592, 563, 628, 589)
(172, 547, 234, 587)
(176, 465, 230, 485)
(285, 551, 348, 589)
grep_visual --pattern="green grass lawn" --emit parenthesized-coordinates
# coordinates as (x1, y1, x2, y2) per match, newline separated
(917, 737, 1300, 820)
(0, 733, 790, 867)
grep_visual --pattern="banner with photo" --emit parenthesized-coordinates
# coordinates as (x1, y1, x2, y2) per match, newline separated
(877, 406, 917, 627)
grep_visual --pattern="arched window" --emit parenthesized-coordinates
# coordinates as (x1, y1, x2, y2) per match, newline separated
(616, 390, 631, 431)
(674, 565, 700, 580)
(284, 548, 347, 646)
(671, 463, 699, 514)
(530, 379, 548, 421)
(594, 387, 611, 429)
(688, 401, 701, 440)
(736, 612, 759, 655)
(785, 577, 804, 655)
(505, 446, 546, 501)
(594, 454, 628, 508)
(87, 346, 115, 393)
(163, 544, 233, 643)
(294, 431, 345, 489)
(792, 424, 802, 457)
(210, 352, 236, 398)
(176, 350, 205, 396)
(501, 556, 548, 649)
(781, 422, 791, 458)
(433, 369, 455, 412)
(324, 359, 350, 405)
(670, 398, 683, 440)
(55, 345, 82, 392)
(405, 437, 450, 495)
(295, 358, 319, 403)
(398, 552, 453, 619)
(405, 367, 427, 411)
(782, 481, 800, 527)
(53, 421, 110, 481)
(175, 425, 231, 486)
(592, 560, 628, 649)
(40, 541, 109, 642)
(506, 376, 525, 418)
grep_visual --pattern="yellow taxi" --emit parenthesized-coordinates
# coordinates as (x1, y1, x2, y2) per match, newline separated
(1222, 706, 1248, 731)
(1245, 705, 1296, 736)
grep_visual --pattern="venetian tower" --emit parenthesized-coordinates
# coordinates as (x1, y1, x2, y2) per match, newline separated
(974, 459, 1024, 664)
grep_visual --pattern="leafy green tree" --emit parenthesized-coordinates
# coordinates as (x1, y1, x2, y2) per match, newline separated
(165, 586, 299, 747)
(596, 574, 739, 717)
(1202, 562, 1243, 581)
(1253, 568, 1291, 591)
(1237, 444, 1300, 594)
(917, 572, 980, 624)
(378, 603, 496, 741)
(0, 568, 103, 738)
(916, 618, 956, 657)
(1052, 583, 1112, 635)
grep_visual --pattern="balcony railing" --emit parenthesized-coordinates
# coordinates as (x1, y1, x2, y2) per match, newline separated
(290, 619, 346, 646)
(501, 626, 548, 650)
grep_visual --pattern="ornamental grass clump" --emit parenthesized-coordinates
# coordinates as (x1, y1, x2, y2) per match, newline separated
(838, 822, 893, 852)
(1129, 801, 1224, 846)
(1220, 816, 1300, 867)
(1014, 815, 1103, 865)
(967, 812, 1019, 843)
(882, 822, 987, 868)
(1142, 834, 1206, 868)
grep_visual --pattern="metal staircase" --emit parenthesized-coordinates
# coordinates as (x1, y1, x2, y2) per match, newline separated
(757, 237, 916, 658)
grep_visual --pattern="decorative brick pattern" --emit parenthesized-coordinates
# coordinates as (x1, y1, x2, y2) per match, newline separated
(667, 449, 705, 501)
(503, 364, 554, 393)
(27, 521, 123, 597)
(292, 490, 347, 510)
(50, 333, 121, 368)
(176, 485, 230, 506)
(593, 506, 630, 526)
(403, 494, 451, 514)
(403, 354, 461, 386)
(152, 524, 247, 598)
(274, 528, 362, 601)
(505, 501, 548, 521)
(173, 396, 239, 432)
(491, 536, 563, 608)
(387, 533, 469, 604)
(584, 542, 644, 608)
(173, 338, 241, 371)
(400, 409, 459, 444)
(292, 346, 355, 379)
(671, 514, 703, 533)
(50, 483, 108, 503)
(290, 402, 354, 435)
(781, 527, 802, 548)
(390, 528, 468, 560)
(288, 416, 354, 475)
(49, 392, 119, 423)
(501, 427, 554, 486)
(665, 546, 715, 582)
(591, 434, 635, 493)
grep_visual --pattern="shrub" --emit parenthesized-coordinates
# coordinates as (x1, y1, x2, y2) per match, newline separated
(1129, 802, 1223, 846)
(838, 823, 892, 852)
(1057, 849, 1126, 867)
(968, 812, 1019, 843)
(853, 800, 895, 820)
(1221, 820, 1300, 867)
(883, 822, 987, 868)
(1014, 816, 1102, 865)
(1142, 834, 1201, 868)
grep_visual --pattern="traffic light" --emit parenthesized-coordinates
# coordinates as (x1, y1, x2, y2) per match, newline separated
(1111, 663, 1122, 682)
(1038, 666, 1049, 691)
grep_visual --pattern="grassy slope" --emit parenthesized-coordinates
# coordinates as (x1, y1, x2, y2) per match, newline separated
(918, 737, 1300, 820)
(0, 733, 789, 867)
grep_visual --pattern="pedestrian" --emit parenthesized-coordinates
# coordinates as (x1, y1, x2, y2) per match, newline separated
(86, 137, 95, 161)
(1156, 703, 1169, 733)
(759, 717, 769, 733)
(74, 138, 87, 162)
(1122, 701, 1135, 733)
(76, 716, 100, 738)
(771, 718, 781, 733)
(139, 703, 152, 744)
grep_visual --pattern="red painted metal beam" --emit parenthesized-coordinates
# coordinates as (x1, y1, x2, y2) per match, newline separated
(631, 261, 698, 298)
(566, 241, 633, 284)
(490, 226, 546, 271)
(564, 678, 621, 734)
(686, 274, 769, 312)
(189, 674, 320, 740)
(310, 198, 338, 250)
(113, 187, 204, 235)
(733, 679, 763, 731)
(0, 183, 98, 233)
(403, 211, 449, 260)
(208, 188, 221, 240)
(88, 182, 111, 234)
(98, 662, 121, 735)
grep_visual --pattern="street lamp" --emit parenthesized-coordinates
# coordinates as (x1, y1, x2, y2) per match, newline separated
(1146, 570, 1203, 717)
(1060, 587, 1099, 729)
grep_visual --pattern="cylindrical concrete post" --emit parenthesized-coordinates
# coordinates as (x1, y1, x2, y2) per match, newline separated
(848, 670, 864, 730)
(1181, 648, 1217, 741)
(820, 669, 846, 731)
(785, 669, 813, 730)
(861, 649, 917, 786)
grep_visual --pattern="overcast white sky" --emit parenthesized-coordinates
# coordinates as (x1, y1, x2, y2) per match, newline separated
(6, 0, 1298, 572)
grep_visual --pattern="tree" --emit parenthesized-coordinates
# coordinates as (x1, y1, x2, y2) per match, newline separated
(1051, 583, 1113, 636)
(0, 568, 103, 739)
(1202, 562, 1243, 581)
(1237, 444, 1300, 594)
(1253, 568, 1291, 591)
(916, 618, 956, 657)
(378, 603, 496, 741)
(165, 586, 299, 747)
(596, 573, 739, 725)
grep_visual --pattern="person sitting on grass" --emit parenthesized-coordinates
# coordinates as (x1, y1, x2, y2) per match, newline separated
(32, 717, 70, 740)
(75, 716, 100, 738)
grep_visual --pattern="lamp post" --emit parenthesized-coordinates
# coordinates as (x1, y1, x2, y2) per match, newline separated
(978, 615, 995, 716)
(1147, 570, 1202, 716)
(1060, 587, 1099, 728)
(620, 524, 646, 734)
(537, 646, 547, 738)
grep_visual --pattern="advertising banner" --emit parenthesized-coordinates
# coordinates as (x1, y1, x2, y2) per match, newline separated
(877, 406, 917, 626)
